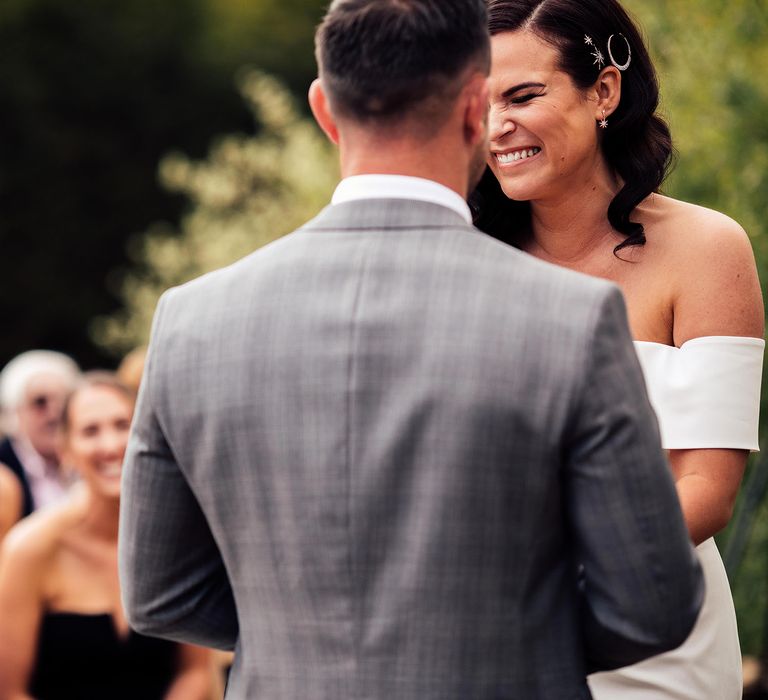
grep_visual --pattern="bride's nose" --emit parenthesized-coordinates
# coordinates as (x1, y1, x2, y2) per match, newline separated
(488, 106, 517, 142)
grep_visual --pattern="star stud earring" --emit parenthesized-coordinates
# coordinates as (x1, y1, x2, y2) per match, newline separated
(599, 110, 608, 129)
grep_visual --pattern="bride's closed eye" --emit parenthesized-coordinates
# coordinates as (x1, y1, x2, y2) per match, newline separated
(509, 92, 544, 104)
(499, 81, 547, 106)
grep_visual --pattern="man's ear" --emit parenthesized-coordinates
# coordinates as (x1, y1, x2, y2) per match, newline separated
(309, 79, 340, 145)
(463, 74, 490, 146)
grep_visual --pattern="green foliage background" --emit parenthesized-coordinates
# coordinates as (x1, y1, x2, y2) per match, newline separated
(91, 72, 337, 351)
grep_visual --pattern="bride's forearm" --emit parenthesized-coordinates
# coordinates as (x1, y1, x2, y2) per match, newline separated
(675, 473, 735, 546)
(669, 448, 746, 546)
(163, 644, 212, 700)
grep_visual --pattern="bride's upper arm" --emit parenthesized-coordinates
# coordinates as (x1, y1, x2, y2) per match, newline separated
(669, 208, 764, 346)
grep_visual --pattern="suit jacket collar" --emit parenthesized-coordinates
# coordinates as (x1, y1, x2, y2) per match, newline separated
(300, 199, 476, 233)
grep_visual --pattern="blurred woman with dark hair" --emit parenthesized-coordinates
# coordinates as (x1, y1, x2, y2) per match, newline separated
(0, 373, 213, 700)
(475, 0, 764, 697)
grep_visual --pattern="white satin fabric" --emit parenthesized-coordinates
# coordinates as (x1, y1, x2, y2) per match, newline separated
(634, 336, 764, 451)
(589, 336, 764, 700)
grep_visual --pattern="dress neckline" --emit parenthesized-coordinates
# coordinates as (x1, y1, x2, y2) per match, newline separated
(633, 335, 765, 351)
(43, 610, 133, 642)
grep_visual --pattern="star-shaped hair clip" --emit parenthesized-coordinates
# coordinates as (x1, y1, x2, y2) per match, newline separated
(592, 48, 605, 69)
(584, 35, 594, 46)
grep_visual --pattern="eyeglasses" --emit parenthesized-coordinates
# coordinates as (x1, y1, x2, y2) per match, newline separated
(26, 394, 64, 412)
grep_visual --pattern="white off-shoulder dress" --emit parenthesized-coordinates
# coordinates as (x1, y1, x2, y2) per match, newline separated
(589, 336, 765, 700)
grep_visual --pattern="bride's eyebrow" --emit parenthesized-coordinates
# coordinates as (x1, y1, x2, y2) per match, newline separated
(501, 82, 546, 99)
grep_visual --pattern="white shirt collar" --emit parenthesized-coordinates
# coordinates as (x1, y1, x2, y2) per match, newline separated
(331, 175, 472, 224)
(11, 435, 70, 509)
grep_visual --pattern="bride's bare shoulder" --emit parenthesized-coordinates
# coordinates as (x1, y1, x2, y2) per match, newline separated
(638, 194, 763, 343)
(639, 194, 751, 253)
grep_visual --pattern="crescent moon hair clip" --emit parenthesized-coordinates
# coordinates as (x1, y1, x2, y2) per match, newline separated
(607, 33, 632, 71)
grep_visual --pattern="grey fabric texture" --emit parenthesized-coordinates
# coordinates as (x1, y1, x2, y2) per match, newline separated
(119, 199, 703, 700)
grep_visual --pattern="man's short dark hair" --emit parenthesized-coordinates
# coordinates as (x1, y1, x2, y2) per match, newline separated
(316, 0, 490, 126)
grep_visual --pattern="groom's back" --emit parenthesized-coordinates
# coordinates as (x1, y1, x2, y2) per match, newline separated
(149, 200, 616, 698)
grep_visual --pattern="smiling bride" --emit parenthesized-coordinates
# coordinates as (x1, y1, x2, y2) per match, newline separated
(473, 1, 765, 698)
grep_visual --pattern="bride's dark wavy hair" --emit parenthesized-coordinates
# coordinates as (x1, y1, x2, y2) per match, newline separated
(472, 0, 675, 253)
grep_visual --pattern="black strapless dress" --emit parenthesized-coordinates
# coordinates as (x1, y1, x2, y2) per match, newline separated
(28, 612, 178, 700)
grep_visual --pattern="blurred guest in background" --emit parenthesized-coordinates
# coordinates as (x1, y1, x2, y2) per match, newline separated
(0, 372, 212, 700)
(0, 465, 21, 541)
(0, 351, 81, 517)
(116, 346, 146, 395)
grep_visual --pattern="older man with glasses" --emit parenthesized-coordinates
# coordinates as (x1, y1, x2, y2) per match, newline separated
(0, 350, 80, 517)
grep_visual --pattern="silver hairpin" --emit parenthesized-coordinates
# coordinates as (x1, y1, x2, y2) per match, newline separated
(584, 35, 594, 46)
(591, 48, 605, 69)
(607, 33, 632, 71)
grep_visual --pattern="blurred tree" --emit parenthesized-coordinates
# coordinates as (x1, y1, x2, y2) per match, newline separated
(92, 71, 337, 352)
(0, 0, 328, 371)
(200, 0, 326, 99)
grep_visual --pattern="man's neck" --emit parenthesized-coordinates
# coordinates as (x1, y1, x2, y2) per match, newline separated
(338, 137, 470, 200)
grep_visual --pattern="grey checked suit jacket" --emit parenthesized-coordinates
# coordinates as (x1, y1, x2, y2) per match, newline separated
(119, 199, 703, 700)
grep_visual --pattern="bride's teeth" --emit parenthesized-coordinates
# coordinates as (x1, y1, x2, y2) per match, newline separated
(497, 147, 541, 164)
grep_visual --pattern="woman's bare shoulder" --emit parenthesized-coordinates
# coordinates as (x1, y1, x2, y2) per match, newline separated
(0, 496, 84, 573)
(0, 464, 23, 537)
(0, 464, 21, 506)
(0, 462, 19, 486)
(640, 194, 751, 253)
(640, 194, 764, 343)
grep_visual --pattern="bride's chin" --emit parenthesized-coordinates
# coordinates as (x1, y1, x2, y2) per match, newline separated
(487, 167, 540, 202)
(498, 182, 532, 202)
